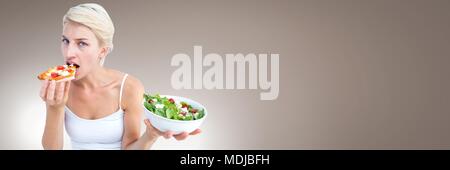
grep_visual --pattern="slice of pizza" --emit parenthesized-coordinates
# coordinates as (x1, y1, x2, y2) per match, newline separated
(37, 64, 79, 82)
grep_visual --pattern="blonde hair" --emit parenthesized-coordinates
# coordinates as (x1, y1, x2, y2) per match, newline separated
(63, 3, 115, 53)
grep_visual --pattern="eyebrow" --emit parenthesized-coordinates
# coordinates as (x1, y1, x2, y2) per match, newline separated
(61, 35, 89, 41)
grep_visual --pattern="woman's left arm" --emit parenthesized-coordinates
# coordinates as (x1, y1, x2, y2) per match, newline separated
(121, 75, 201, 150)
(120, 76, 156, 150)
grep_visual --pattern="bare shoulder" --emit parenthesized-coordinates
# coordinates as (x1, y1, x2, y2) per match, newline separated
(109, 70, 144, 109)
(124, 74, 144, 98)
(107, 69, 144, 94)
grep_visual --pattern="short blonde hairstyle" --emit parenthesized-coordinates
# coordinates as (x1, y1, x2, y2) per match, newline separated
(63, 3, 115, 52)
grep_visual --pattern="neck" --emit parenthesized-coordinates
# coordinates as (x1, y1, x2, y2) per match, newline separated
(73, 66, 111, 89)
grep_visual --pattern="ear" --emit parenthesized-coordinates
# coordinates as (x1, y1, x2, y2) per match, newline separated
(99, 46, 109, 59)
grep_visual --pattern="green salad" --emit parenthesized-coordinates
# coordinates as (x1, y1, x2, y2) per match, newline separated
(144, 94, 205, 121)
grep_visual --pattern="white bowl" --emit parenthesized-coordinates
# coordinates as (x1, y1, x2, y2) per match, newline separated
(143, 95, 207, 135)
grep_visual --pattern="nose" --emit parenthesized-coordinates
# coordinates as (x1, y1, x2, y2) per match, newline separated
(64, 43, 78, 60)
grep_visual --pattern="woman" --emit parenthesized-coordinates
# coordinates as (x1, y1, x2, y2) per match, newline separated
(40, 3, 201, 150)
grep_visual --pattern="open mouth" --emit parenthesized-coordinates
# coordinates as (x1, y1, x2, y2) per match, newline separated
(66, 62, 80, 68)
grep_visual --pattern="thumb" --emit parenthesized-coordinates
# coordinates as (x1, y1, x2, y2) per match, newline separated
(144, 119, 152, 127)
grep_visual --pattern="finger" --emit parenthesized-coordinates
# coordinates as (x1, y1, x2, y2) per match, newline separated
(144, 119, 151, 127)
(189, 129, 202, 135)
(163, 131, 173, 139)
(144, 119, 156, 131)
(46, 80, 56, 101)
(39, 79, 49, 100)
(144, 119, 164, 136)
(55, 82, 65, 103)
(174, 132, 189, 141)
(144, 119, 154, 130)
(64, 81, 71, 96)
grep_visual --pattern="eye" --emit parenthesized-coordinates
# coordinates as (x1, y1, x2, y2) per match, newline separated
(62, 38, 69, 44)
(78, 41, 89, 47)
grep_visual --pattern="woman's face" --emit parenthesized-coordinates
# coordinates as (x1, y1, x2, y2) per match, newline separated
(61, 21, 107, 80)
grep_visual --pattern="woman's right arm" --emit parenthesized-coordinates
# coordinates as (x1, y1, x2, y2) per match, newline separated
(40, 80, 70, 150)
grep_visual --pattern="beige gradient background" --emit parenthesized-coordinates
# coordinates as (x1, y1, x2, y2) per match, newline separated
(0, 0, 449, 149)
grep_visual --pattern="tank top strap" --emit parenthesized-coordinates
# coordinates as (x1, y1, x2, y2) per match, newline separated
(119, 74, 128, 110)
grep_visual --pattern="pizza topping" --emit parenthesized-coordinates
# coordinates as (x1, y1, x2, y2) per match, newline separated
(59, 70, 70, 77)
(51, 72, 59, 78)
(38, 64, 78, 81)
(57, 66, 65, 70)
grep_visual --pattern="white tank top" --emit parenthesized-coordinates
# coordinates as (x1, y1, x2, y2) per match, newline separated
(64, 74, 128, 150)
